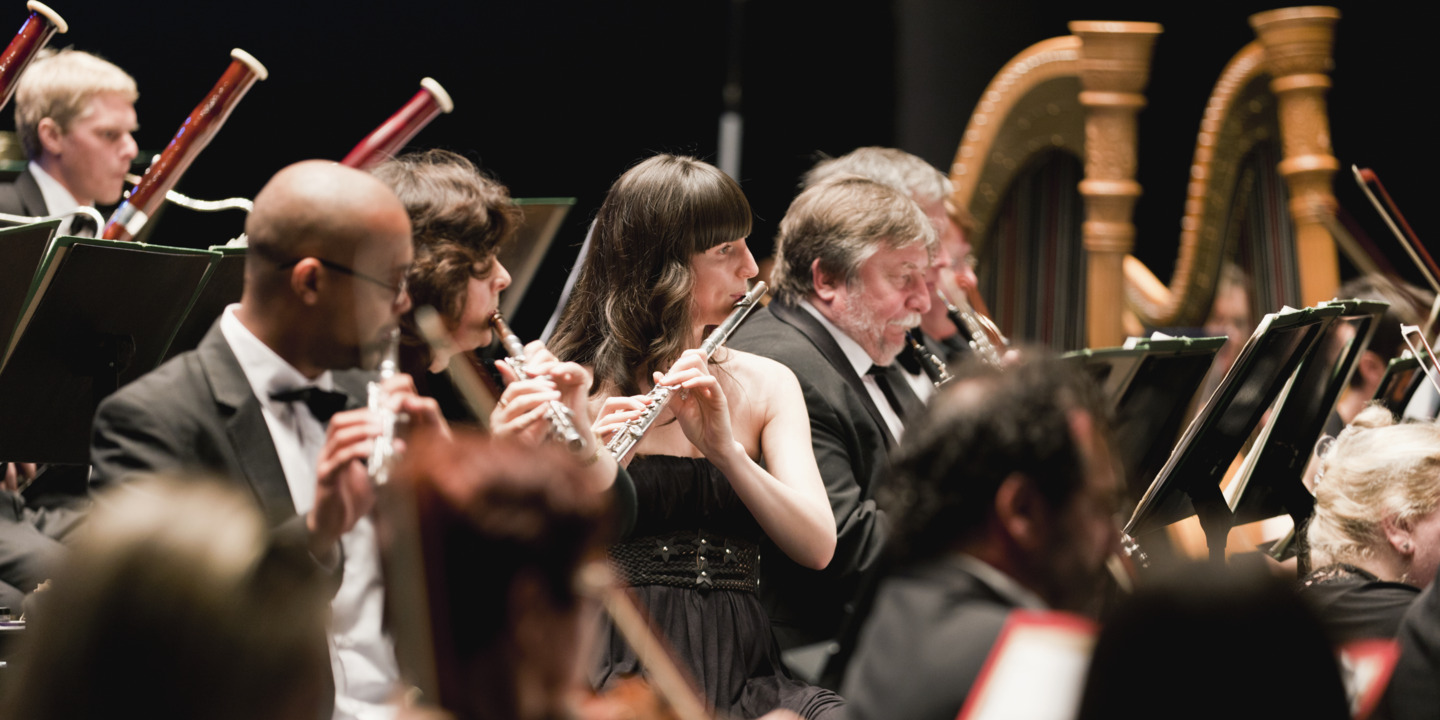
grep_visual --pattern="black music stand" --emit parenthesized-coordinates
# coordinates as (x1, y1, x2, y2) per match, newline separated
(0, 237, 219, 463)
(1067, 336, 1226, 505)
(0, 220, 60, 352)
(498, 198, 575, 319)
(1227, 300, 1388, 537)
(1123, 304, 1344, 562)
(161, 244, 246, 361)
(1375, 353, 1425, 418)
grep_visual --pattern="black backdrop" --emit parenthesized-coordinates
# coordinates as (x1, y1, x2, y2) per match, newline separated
(20, 0, 1431, 338)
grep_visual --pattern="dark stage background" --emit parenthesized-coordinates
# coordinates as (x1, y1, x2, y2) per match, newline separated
(20, 0, 1430, 339)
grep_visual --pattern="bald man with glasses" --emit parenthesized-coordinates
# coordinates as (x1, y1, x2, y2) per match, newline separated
(90, 160, 449, 720)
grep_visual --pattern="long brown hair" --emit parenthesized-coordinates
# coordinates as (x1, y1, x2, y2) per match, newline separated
(549, 154, 751, 396)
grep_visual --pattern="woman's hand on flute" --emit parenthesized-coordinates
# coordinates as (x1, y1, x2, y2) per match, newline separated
(592, 395, 652, 464)
(491, 361, 563, 445)
(658, 349, 740, 463)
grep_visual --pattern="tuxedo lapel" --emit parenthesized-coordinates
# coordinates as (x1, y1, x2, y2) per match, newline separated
(768, 298, 898, 447)
(195, 323, 297, 523)
(15, 170, 47, 217)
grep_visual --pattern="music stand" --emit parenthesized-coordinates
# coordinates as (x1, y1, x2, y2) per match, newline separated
(1067, 336, 1226, 504)
(1374, 353, 1422, 418)
(498, 198, 575, 319)
(1226, 299, 1388, 539)
(0, 237, 219, 463)
(0, 220, 59, 353)
(161, 244, 246, 361)
(1123, 304, 1344, 561)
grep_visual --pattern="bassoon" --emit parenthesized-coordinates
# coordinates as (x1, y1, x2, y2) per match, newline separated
(102, 48, 268, 242)
(340, 77, 453, 170)
(0, 1, 65, 112)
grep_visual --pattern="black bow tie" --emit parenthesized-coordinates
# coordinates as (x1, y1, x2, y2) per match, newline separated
(270, 386, 350, 422)
(69, 213, 98, 238)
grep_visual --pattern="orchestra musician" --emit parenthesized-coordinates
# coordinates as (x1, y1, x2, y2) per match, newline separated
(727, 173, 937, 655)
(1301, 405, 1440, 642)
(548, 154, 842, 718)
(3, 474, 333, 720)
(89, 160, 450, 720)
(0, 48, 140, 623)
(839, 355, 1121, 720)
(0, 48, 137, 235)
(801, 147, 978, 366)
(371, 149, 631, 525)
(1327, 274, 1433, 428)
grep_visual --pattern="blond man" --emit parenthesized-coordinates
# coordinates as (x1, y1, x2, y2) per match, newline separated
(0, 49, 138, 235)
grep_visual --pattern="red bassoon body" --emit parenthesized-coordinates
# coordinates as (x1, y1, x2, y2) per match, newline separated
(102, 48, 267, 242)
(0, 1, 67, 112)
(340, 77, 453, 170)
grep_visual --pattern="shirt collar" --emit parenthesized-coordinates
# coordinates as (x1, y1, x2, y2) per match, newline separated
(799, 299, 877, 377)
(954, 553, 1049, 610)
(28, 161, 86, 218)
(219, 304, 334, 402)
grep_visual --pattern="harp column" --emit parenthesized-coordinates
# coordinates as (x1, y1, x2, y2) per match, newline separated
(1072, 21, 1162, 349)
(1251, 6, 1341, 308)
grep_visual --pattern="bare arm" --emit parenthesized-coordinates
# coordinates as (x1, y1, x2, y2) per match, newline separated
(664, 350, 836, 570)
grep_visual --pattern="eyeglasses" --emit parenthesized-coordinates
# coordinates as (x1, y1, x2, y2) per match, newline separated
(275, 256, 409, 305)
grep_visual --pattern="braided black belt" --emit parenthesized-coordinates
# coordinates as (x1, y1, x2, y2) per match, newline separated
(609, 531, 761, 593)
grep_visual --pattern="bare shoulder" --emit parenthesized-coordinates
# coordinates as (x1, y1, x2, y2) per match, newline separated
(722, 348, 801, 391)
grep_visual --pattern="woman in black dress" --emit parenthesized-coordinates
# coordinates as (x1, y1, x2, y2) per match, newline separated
(549, 154, 840, 719)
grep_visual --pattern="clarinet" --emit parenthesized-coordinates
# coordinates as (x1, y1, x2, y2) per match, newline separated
(341, 78, 454, 170)
(939, 288, 1005, 369)
(606, 281, 768, 464)
(0, 2, 68, 112)
(367, 327, 402, 485)
(103, 48, 268, 242)
(906, 330, 954, 388)
(490, 311, 586, 451)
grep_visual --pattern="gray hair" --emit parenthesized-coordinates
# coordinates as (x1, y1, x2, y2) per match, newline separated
(804, 146, 952, 206)
(770, 174, 936, 304)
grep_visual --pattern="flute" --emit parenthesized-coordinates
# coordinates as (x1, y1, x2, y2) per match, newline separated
(490, 311, 586, 451)
(606, 281, 768, 464)
(367, 326, 401, 485)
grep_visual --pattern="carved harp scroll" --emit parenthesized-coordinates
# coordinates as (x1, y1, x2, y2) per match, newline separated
(1124, 7, 1342, 331)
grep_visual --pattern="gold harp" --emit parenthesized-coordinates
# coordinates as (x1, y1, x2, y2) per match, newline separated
(950, 7, 1343, 349)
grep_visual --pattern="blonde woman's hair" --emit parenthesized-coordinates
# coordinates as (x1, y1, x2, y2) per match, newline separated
(1306, 405, 1440, 567)
(14, 48, 138, 160)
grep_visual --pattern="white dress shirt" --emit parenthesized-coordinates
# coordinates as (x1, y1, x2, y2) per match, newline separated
(28, 161, 91, 236)
(800, 301, 908, 441)
(219, 305, 400, 720)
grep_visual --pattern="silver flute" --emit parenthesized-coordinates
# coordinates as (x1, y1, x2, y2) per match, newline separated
(606, 281, 768, 463)
(490, 311, 586, 451)
(367, 326, 402, 485)
(939, 288, 1005, 369)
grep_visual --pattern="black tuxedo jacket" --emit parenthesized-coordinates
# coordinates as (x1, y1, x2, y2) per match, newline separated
(90, 320, 365, 563)
(840, 557, 1017, 720)
(728, 297, 895, 650)
(0, 168, 49, 220)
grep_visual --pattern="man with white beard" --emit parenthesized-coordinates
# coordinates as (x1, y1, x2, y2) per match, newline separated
(729, 174, 937, 664)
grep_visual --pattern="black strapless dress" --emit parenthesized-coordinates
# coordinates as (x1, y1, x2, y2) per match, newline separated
(592, 455, 843, 720)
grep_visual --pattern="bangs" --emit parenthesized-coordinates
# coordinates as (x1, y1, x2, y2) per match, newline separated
(685, 169, 753, 252)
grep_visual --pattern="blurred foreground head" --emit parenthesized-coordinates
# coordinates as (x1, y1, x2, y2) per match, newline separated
(1077, 563, 1349, 720)
(387, 430, 613, 720)
(882, 354, 1121, 612)
(3, 476, 330, 720)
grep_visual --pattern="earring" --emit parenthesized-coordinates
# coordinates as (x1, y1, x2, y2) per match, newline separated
(1404, 542, 1414, 553)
